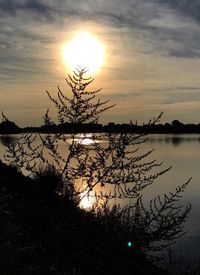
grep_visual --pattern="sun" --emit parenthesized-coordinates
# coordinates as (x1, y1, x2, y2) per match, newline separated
(63, 32, 105, 74)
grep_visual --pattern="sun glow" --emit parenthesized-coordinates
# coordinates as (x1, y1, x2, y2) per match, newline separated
(63, 32, 105, 73)
(79, 190, 96, 210)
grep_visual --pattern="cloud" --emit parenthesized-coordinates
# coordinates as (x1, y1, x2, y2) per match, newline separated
(107, 91, 142, 101)
(0, 0, 199, 81)
(160, 88, 200, 105)
(157, 0, 200, 22)
(0, 0, 200, 60)
(0, 0, 52, 17)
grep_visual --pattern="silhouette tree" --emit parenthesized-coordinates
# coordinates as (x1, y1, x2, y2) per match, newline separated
(4, 67, 191, 257)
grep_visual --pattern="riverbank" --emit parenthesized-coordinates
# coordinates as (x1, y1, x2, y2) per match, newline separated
(0, 160, 165, 275)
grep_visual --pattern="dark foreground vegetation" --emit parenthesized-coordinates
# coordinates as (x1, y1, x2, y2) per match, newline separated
(0, 160, 165, 275)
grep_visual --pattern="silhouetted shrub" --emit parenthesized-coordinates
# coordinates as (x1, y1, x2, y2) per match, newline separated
(2, 67, 191, 274)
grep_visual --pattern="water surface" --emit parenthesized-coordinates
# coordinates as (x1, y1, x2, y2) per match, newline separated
(0, 133, 200, 261)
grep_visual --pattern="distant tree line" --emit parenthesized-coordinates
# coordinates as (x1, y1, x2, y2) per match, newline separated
(1, 114, 200, 134)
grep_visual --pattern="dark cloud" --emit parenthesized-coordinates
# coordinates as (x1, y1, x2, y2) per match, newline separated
(142, 86, 200, 93)
(108, 92, 142, 101)
(0, 0, 52, 16)
(161, 89, 200, 105)
(158, 0, 200, 22)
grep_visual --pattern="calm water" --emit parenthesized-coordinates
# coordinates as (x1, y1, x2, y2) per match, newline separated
(0, 133, 200, 261)
(142, 134, 200, 262)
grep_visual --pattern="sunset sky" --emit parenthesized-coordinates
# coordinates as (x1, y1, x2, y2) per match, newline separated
(0, 0, 200, 126)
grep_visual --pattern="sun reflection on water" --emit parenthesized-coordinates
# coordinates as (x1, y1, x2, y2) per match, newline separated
(75, 133, 95, 145)
(75, 176, 97, 210)
(79, 189, 96, 210)
(77, 137, 95, 145)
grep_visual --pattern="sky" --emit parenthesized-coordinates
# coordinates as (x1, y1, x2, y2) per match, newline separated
(0, 0, 200, 126)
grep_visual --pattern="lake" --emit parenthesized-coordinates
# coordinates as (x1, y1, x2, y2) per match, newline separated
(0, 133, 200, 264)
(142, 134, 200, 264)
